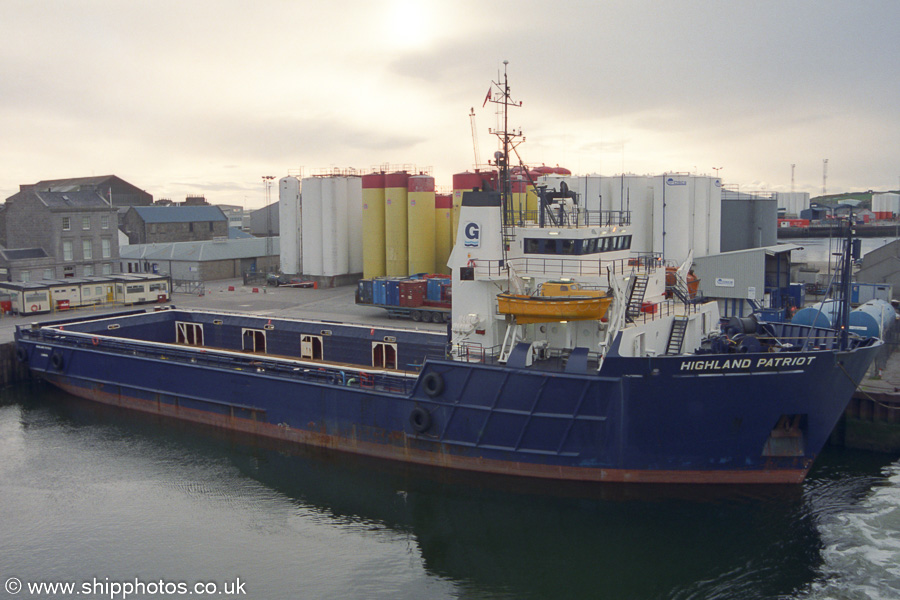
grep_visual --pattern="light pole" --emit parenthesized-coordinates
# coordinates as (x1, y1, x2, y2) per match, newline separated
(262, 176, 275, 269)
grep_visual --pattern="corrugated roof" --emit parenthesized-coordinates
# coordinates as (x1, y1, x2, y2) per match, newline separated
(120, 237, 279, 262)
(131, 205, 227, 223)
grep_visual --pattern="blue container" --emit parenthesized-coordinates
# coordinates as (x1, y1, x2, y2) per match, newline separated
(358, 279, 374, 304)
(373, 279, 387, 305)
(386, 279, 401, 306)
(426, 278, 449, 302)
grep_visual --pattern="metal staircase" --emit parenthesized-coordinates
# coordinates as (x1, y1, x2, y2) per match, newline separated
(665, 317, 690, 355)
(626, 274, 649, 320)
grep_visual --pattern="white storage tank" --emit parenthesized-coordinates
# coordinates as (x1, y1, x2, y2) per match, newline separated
(872, 193, 900, 220)
(300, 176, 323, 276)
(278, 176, 301, 275)
(775, 192, 810, 217)
(347, 176, 363, 274)
(321, 176, 350, 276)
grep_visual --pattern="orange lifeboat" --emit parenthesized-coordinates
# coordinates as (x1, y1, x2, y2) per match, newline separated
(497, 281, 612, 324)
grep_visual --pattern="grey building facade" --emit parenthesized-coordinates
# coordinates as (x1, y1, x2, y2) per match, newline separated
(720, 190, 777, 252)
(0, 185, 120, 281)
(249, 202, 280, 237)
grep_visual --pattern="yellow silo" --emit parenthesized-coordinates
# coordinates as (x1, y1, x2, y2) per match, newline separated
(362, 172, 386, 278)
(434, 193, 452, 275)
(511, 172, 527, 223)
(407, 174, 435, 275)
(384, 171, 409, 277)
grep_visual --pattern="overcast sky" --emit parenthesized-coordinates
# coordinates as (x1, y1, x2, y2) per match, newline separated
(2, 0, 898, 209)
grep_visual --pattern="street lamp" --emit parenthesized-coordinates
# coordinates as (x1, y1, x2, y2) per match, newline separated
(262, 176, 275, 264)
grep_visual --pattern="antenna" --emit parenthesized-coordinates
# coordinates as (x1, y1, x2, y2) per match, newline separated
(823, 159, 828, 195)
(469, 107, 481, 168)
(791, 163, 795, 193)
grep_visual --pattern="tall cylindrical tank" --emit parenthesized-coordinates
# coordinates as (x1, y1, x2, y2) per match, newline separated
(320, 176, 349, 276)
(347, 176, 363, 274)
(407, 174, 436, 275)
(384, 171, 410, 277)
(362, 173, 386, 278)
(278, 176, 301, 275)
(300, 177, 323, 276)
(434, 193, 452, 275)
(662, 174, 691, 262)
(791, 300, 841, 329)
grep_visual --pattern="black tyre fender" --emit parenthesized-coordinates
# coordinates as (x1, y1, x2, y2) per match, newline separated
(50, 352, 64, 370)
(422, 371, 444, 397)
(409, 406, 432, 433)
(15, 346, 27, 363)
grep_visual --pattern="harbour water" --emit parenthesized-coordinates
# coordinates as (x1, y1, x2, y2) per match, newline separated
(2, 382, 900, 600)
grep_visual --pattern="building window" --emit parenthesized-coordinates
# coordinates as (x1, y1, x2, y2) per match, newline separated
(62, 217, 71, 231)
(43, 269, 53, 279)
(84, 264, 94, 276)
(209, 222, 214, 231)
(103, 263, 112, 275)
(189, 223, 194, 233)
(101, 215, 109, 229)
(82, 216, 90, 230)
(63, 240, 73, 261)
(83, 239, 92, 260)
(101, 238, 111, 258)
(20, 271, 30, 283)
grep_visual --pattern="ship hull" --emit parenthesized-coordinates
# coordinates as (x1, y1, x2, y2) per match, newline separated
(15, 310, 881, 485)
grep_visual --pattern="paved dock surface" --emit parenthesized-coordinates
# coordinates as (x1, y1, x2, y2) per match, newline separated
(0, 278, 445, 343)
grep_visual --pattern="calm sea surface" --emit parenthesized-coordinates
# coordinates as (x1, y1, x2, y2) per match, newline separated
(2, 382, 900, 600)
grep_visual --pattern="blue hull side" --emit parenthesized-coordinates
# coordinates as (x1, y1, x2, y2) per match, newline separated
(16, 330, 880, 484)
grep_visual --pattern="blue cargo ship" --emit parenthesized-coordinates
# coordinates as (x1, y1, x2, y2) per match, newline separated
(13, 69, 882, 485)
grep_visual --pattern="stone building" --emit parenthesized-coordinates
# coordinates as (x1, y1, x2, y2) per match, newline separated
(122, 206, 228, 245)
(0, 185, 120, 281)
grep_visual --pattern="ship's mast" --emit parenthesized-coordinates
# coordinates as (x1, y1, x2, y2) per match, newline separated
(486, 60, 524, 263)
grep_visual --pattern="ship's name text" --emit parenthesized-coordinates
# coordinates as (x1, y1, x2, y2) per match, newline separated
(679, 356, 817, 371)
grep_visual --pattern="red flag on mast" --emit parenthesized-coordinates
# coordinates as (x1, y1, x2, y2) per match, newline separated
(482, 86, 491, 107)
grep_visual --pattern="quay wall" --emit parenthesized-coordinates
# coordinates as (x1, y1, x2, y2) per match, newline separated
(0, 342, 33, 387)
